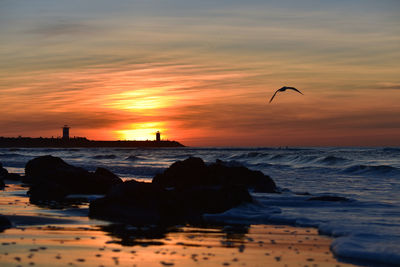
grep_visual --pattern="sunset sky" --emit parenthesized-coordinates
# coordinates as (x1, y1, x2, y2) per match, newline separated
(1, 0, 399, 146)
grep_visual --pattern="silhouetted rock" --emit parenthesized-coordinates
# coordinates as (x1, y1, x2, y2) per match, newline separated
(307, 196, 350, 202)
(90, 180, 165, 224)
(0, 163, 7, 188)
(89, 157, 261, 225)
(0, 214, 12, 231)
(153, 157, 277, 193)
(89, 179, 252, 225)
(25, 155, 123, 201)
(0, 163, 8, 178)
(0, 162, 23, 187)
(4, 173, 22, 181)
(94, 167, 122, 188)
(28, 181, 69, 203)
(169, 184, 252, 215)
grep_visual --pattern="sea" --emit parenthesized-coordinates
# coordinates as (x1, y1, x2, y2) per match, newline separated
(1, 147, 399, 266)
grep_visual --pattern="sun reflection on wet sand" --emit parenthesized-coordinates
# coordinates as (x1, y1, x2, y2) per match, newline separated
(0, 224, 357, 267)
(0, 183, 357, 267)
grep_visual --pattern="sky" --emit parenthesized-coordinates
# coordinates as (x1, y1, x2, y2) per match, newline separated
(0, 0, 399, 146)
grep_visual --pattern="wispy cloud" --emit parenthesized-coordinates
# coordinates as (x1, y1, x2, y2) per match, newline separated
(28, 20, 98, 37)
(378, 83, 400, 90)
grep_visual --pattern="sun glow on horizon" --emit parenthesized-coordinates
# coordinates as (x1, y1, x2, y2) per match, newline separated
(115, 122, 167, 141)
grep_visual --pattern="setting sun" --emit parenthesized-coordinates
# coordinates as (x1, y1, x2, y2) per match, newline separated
(115, 122, 167, 141)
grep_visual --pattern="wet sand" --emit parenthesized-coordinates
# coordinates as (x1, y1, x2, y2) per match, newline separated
(0, 183, 357, 267)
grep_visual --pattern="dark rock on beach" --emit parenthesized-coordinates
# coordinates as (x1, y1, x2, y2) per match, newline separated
(90, 179, 252, 225)
(153, 157, 277, 193)
(0, 162, 7, 188)
(28, 181, 69, 203)
(90, 180, 166, 224)
(5, 173, 22, 181)
(94, 167, 122, 186)
(25, 155, 123, 202)
(0, 214, 12, 232)
(0, 162, 8, 177)
(0, 162, 23, 187)
(90, 157, 273, 225)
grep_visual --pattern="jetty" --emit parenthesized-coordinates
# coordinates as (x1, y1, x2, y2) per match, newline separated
(0, 127, 184, 148)
(0, 137, 184, 148)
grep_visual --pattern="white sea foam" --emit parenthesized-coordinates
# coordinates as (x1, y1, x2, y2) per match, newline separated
(205, 191, 400, 266)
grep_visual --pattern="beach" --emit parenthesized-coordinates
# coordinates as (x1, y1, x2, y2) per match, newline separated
(0, 183, 354, 267)
(1, 147, 399, 266)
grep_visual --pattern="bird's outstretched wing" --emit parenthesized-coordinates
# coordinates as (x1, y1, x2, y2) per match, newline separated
(269, 89, 280, 103)
(285, 87, 304, 95)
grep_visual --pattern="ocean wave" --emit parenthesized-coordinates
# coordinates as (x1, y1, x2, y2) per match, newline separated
(330, 232, 400, 266)
(229, 152, 269, 160)
(253, 162, 290, 169)
(0, 153, 26, 158)
(120, 166, 166, 177)
(269, 154, 285, 160)
(63, 148, 81, 152)
(205, 192, 400, 266)
(382, 147, 400, 153)
(92, 154, 117, 159)
(8, 148, 21, 152)
(268, 154, 319, 165)
(213, 159, 244, 167)
(316, 155, 349, 165)
(125, 155, 143, 161)
(343, 164, 400, 175)
(290, 155, 318, 164)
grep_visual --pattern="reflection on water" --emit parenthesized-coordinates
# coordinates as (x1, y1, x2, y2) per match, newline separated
(1, 223, 347, 267)
(0, 183, 350, 267)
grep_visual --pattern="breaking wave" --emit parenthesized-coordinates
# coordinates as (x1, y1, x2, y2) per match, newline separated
(125, 155, 143, 161)
(343, 164, 400, 175)
(316, 155, 349, 165)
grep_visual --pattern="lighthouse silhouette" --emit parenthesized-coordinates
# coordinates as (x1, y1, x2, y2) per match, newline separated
(62, 125, 70, 140)
(156, 131, 161, 142)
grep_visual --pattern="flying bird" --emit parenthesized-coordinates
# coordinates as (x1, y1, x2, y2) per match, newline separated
(269, 86, 303, 103)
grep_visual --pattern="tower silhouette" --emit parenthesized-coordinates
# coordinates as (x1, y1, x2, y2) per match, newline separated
(62, 125, 70, 140)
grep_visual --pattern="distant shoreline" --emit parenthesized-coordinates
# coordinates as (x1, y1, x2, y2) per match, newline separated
(0, 137, 184, 148)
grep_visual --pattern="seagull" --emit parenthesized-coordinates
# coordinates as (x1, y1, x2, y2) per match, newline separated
(269, 86, 303, 103)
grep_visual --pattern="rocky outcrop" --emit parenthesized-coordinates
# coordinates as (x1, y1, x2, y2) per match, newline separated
(0, 162, 24, 187)
(89, 157, 275, 225)
(89, 179, 252, 225)
(0, 162, 7, 188)
(3, 173, 22, 181)
(0, 214, 12, 232)
(153, 157, 277, 193)
(25, 155, 123, 202)
(90, 180, 166, 224)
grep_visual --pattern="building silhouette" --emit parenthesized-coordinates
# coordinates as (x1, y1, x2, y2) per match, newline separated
(156, 131, 161, 142)
(62, 125, 70, 140)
